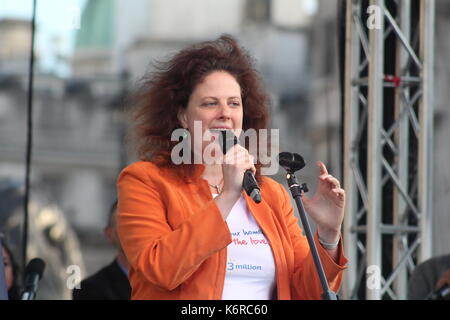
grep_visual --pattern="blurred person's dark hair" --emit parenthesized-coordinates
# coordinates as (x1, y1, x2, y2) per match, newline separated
(1, 234, 21, 300)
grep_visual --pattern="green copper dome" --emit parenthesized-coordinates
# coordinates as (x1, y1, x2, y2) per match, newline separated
(75, 0, 114, 49)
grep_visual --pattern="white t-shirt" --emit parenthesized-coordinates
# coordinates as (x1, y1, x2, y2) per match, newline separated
(213, 193, 276, 300)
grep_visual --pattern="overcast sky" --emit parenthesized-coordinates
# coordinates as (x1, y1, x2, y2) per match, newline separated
(1, 0, 87, 76)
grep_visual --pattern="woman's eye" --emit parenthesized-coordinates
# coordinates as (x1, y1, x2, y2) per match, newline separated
(203, 102, 216, 106)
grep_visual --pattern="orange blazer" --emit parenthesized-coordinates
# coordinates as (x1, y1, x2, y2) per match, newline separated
(116, 161, 348, 300)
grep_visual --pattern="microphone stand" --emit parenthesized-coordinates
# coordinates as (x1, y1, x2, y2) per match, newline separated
(283, 172, 338, 300)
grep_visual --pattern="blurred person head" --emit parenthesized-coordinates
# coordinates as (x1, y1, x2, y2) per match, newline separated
(128, 34, 271, 182)
(1, 238, 20, 300)
(104, 200, 129, 269)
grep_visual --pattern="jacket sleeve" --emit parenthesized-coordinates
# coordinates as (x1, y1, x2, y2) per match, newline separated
(116, 163, 232, 291)
(277, 183, 348, 300)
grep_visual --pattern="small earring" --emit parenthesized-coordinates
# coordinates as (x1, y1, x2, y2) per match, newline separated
(182, 129, 188, 140)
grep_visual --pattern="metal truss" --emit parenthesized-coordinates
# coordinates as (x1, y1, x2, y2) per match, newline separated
(342, 0, 435, 300)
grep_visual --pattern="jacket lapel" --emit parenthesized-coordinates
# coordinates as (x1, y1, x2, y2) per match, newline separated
(243, 191, 290, 299)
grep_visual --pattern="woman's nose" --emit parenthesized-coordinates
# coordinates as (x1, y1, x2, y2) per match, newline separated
(218, 102, 231, 118)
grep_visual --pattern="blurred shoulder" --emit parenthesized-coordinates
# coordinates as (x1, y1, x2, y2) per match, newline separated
(119, 161, 167, 180)
(118, 161, 183, 188)
(121, 161, 161, 174)
(415, 254, 450, 272)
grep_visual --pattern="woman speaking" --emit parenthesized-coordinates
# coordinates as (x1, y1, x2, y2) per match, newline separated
(116, 35, 347, 300)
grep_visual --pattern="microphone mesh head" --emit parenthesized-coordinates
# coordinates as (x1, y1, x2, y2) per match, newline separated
(25, 258, 46, 279)
(277, 152, 306, 172)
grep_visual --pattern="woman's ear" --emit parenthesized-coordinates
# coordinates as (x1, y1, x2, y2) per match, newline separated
(177, 107, 187, 128)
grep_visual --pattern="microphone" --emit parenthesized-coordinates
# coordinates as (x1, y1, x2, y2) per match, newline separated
(20, 258, 46, 300)
(427, 283, 450, 300)
(277, 152, 306, 173)
(216, 130, 261, 204)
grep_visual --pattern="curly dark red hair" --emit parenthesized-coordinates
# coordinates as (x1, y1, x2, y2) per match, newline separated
(128, 34, 271, 182)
